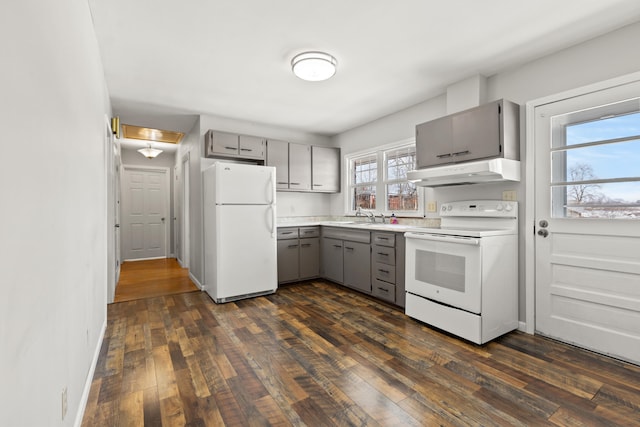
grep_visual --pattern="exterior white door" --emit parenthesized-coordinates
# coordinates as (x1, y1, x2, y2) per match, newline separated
(534, 79, 640, 364)
(122, 167, 169, 260)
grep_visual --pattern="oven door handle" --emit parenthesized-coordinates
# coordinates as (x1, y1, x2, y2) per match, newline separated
(405, 232, 480, 246)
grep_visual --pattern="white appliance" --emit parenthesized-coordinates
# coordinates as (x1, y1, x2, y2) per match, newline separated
(405, 200, 518, 344)
(407, 158, 520, 187)
(203, 162, 277, 303)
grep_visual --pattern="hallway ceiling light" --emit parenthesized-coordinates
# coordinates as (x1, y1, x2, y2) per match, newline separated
(138, 144, 163, 159)
(291, 51, 337, 82)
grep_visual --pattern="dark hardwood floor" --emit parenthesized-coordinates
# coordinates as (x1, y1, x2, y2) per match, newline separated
(114, 258, 199, 303)
(83, 280, 640, 426)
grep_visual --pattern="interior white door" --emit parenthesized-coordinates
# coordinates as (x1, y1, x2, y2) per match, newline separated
(534, 80, 640, 364)
(122, 167, 169, 260)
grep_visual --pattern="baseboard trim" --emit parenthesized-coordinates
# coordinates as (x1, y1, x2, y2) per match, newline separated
(73, 319, 107, 427)
(189, 272, 203, 290)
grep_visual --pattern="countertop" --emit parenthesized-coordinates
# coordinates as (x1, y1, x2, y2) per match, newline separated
(276, 219, 434, 233)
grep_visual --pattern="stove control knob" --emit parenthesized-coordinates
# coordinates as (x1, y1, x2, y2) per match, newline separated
(441, 205, 446, 212)
(505, 204, 513, 212)
(496, 204, 504, 211)
(447, 205, 453, 211)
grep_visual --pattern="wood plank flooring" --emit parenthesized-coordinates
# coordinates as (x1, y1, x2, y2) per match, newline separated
(114, 258, 199, 303)
(83, 280, 640, 426)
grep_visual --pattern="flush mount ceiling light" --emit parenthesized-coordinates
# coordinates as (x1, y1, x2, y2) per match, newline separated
(122, 124, 184, 144)
(137, 144, 163, 159)
(291, 51, 337, 82)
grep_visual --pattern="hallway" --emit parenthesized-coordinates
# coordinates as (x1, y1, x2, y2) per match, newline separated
(114, 258, 199, 303)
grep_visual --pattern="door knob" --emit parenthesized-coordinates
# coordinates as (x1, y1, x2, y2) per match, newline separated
(114, 224, 120, 228)
(539, 220, 549, 228)
(161, 217, 165, 222)
(537, 229, 549, 237)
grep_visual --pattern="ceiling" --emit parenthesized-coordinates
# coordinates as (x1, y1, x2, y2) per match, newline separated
(89, 0, 640, 139)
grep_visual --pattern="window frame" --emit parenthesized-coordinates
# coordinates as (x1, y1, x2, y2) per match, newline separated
(345, 138, 424, 217)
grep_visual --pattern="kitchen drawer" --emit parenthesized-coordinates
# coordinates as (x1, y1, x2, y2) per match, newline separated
(277, 228, 298, 239)
(373, 245, 395, 265)
(373, 232, 395, 247)
(323, 227, 370, 244)
(298, 226, 320, 238)
(372, 279, 395, 303)
(374, 262, 396, 284)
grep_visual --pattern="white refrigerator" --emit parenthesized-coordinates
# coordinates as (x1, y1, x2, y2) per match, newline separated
(203, 162, 278, 303)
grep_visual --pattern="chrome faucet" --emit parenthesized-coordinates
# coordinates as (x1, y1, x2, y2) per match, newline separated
(355, 207, 376, 222)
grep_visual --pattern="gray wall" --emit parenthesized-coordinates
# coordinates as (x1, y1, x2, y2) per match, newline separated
(328, 21, 640, 326)
(0, 1, 110, 425)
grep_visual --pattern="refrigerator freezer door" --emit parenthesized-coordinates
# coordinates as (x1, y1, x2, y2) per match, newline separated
(210, 163, 275, 205)
(204, 204, 277, 302)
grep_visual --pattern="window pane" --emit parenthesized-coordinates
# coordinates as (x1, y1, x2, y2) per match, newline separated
(551, 139, 640, 183)
(387, 182, 418, 211)
(566, 111, 640, 146)
(353, 186, 376, 210)
(553, 181, 640, 218)
(353, 155, 377, 184)
(386, 147, 416, 182)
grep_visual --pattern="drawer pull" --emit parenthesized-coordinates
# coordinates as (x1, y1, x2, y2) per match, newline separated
(333, 245, 342, 248)
(378, 237, 389, 241)
(224, 146, 237, 150)
(300, 243, 312, 248)
(288, 244, 299, 249)
(277, 181, 289, 185)
(436, 153, 452, 158)
(377, 252, 389, 256)
(240, 148, 253, 152)
(290, 182, 301, 185)
(303, 230, 315, 234)
(377, 287, 389, 293)
(378, 269, 390, 274)
(281, 231, 294, 235)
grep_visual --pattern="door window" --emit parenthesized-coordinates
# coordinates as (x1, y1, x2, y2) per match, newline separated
(550, 100, 640, 218)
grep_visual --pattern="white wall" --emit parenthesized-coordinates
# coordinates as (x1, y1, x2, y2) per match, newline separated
(330, 21, 640, 324)
(0, 1, 110, 426)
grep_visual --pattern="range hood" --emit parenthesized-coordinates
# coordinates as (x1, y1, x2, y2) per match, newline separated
(407, 158, 520, 187)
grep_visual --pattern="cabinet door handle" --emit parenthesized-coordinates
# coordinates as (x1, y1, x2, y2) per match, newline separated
(240, 148, 253, 152)
(377, 287, 389, 293)
(333, 245, 342, 248)
(303, 231, 315, 234)
(436, 153, 452, 158)
(378, 269, 389, 274)
(344, 246, 354, 251)
(290, 182, 301, 185)
(224, 146, 237, 150)
(301, 243, 312, 248)
(281, 231, 294, 235)
(277, 181, 289, 185)
(287, 244, 299, 249)
(452, 150, 470, 156)
(378, 237, 389, 241)
(377, 252, 389, 256)
(313, 184, 323, 187)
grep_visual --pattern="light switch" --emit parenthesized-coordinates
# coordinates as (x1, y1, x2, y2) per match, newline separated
(427, 201, 437, 212)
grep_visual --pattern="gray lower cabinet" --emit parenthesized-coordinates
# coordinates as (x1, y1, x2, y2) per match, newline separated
(321, 237, 343, 283)
(321, 227, 371, 293)
(343, 241, 371, 293)
(299, 237, 320, 279)
(277, 226, 320, 284)
(371, 231, 406, 307)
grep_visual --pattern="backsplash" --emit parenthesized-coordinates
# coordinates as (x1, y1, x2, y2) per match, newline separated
(277, 215, 441, 228)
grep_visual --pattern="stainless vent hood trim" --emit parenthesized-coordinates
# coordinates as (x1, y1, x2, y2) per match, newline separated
(407, 158, 520, 187)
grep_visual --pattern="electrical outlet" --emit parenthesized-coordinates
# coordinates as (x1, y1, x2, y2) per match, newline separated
(427, 201, 437, 213)
(62, 387, 68, 421)
(502, 190, 517, 201)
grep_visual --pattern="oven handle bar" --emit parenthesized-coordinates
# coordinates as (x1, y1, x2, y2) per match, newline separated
(405, 232, 480, 246)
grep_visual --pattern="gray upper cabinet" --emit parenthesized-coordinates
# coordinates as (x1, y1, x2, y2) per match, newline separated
(239, 135, 265, 160)
(416, 99, 519, 169)
(205, 130, 265, 160)
(312, 146, 340, 193)
(289, 143, 312, 190)
(205, 130, 239, 157)
(266, 139, 290, 189)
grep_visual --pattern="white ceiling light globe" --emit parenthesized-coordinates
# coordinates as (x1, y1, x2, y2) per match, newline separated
(291, 52, 337, 82)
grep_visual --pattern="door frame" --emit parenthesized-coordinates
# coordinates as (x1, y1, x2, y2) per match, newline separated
(524, 70, 640, 333)
(120, 165, 171, 260)
(180, 152, 190, 269)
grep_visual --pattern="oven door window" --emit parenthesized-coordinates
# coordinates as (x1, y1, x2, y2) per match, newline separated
(416, 250, 465, 292)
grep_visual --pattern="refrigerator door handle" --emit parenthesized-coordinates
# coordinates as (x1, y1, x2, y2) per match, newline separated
(268, 204, 276, 238)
